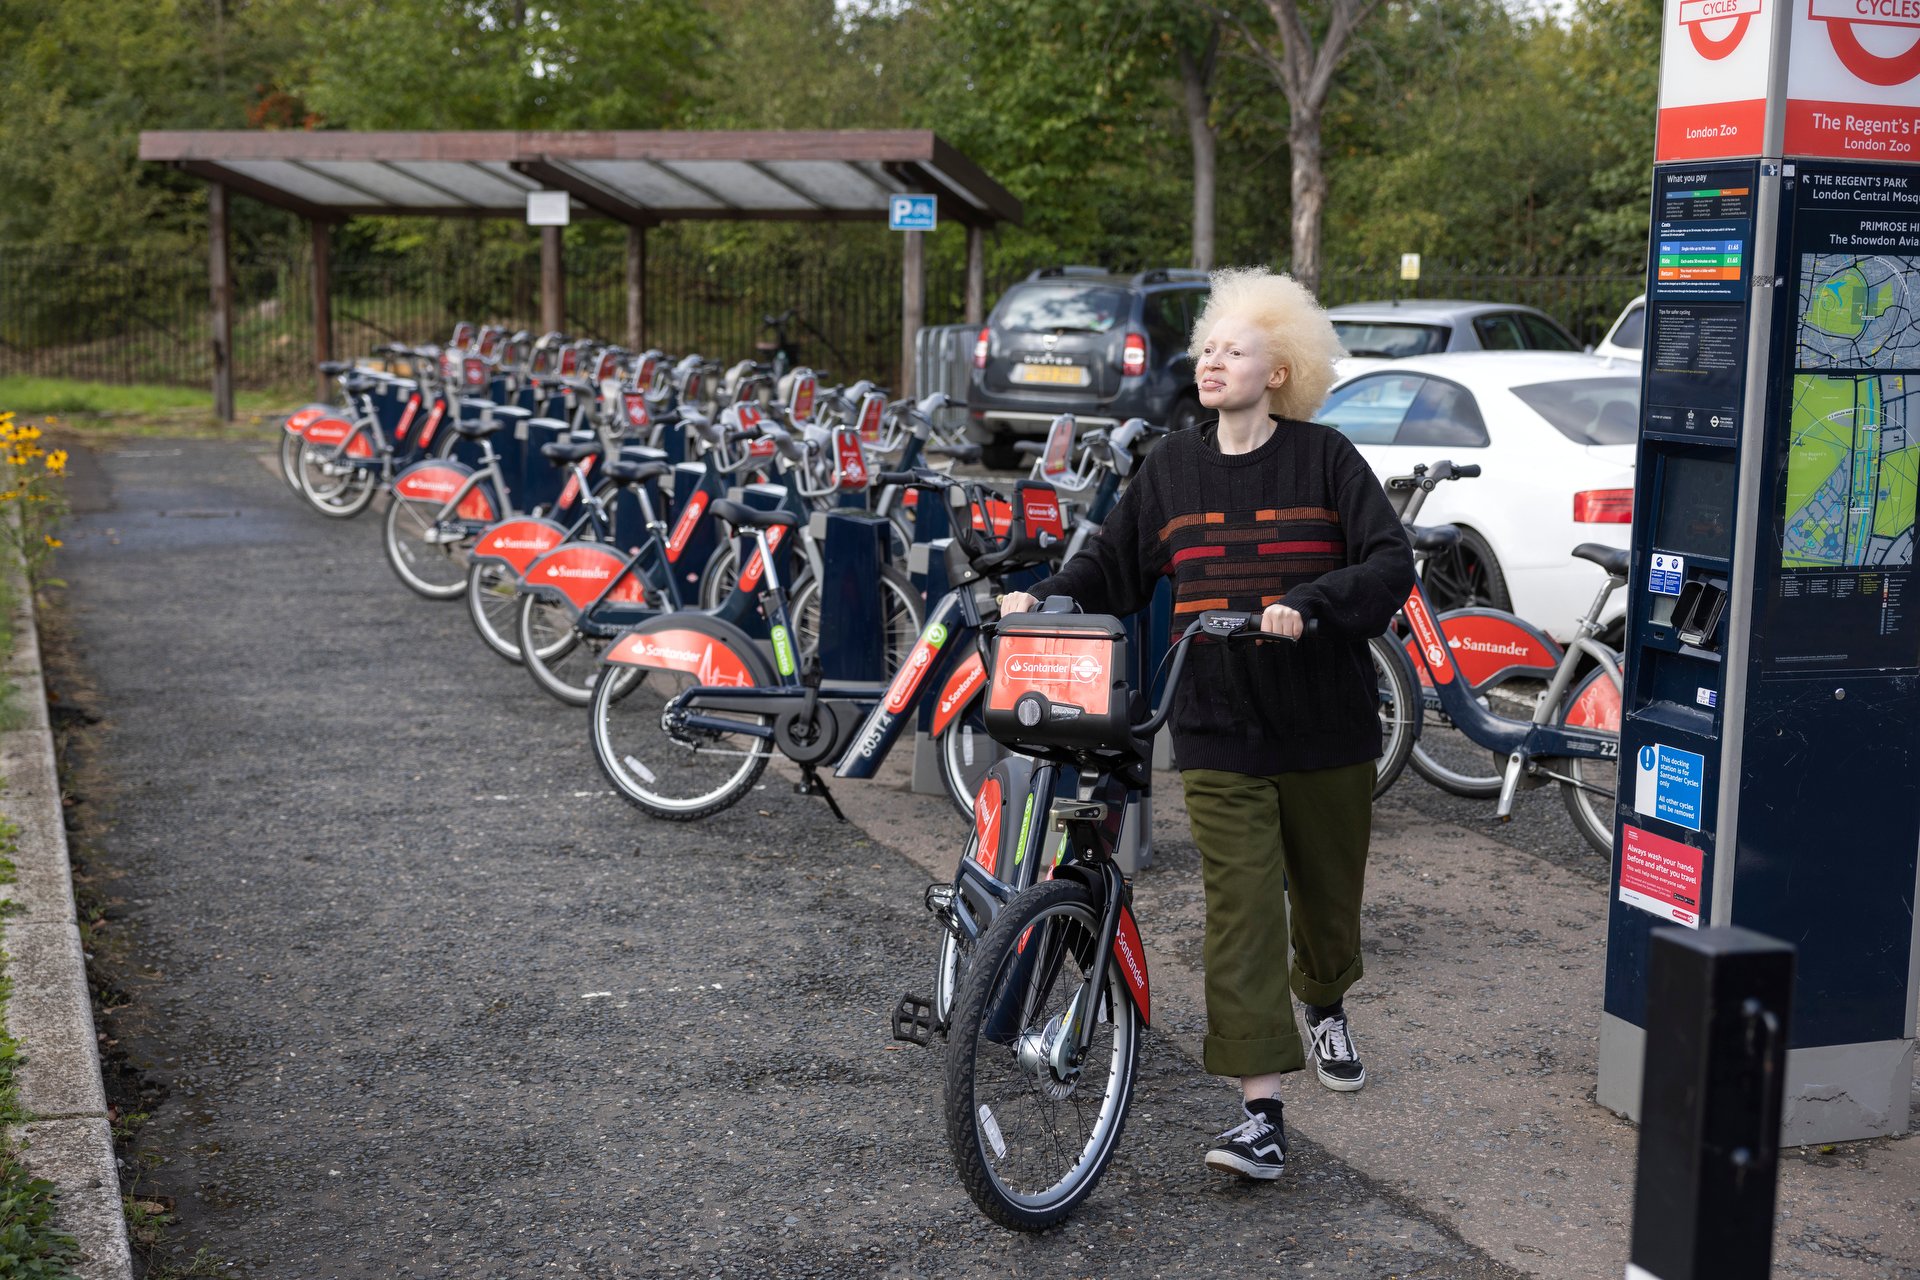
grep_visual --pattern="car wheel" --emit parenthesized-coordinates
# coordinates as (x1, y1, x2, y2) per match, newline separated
(1420, 526, 1512, 612)
(1168, 395, 1207, 433)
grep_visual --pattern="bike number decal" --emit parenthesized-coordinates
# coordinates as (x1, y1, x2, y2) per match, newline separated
(604, 628, 753, 686)
(472, 519, 565, 574)
(884, 623, 949, 713)
(1402, 591, 1454, 684)
(530, 544, 646, 609)
(834, 429, 869, 490)
(666, 490, 710, 563)
(557, 455, 595, 510)
(931, 652, 987, 736)
(973, 775, 1004, 878)
(1112, 904, 1151, 1025)
(394, 393, 422, 442)
(736, 525, 787, 591)
(987, 635, 1112, 716)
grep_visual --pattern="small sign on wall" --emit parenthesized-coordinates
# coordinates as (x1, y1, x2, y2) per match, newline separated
(527, 191, 571, 226)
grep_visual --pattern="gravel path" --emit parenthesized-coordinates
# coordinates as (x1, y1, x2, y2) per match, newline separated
(53, 437, 1521, 1278)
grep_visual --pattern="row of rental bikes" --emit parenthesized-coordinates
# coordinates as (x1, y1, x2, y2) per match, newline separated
(279, 321, 1625, 1231)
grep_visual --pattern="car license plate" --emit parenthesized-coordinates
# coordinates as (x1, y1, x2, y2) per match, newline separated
(1012, 363, 1089, 387)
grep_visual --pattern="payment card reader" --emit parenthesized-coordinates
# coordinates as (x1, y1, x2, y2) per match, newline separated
(1601, 3, 1920, 1145)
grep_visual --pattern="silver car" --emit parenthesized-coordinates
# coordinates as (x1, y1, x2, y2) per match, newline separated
(1328, 299, 1584, 359)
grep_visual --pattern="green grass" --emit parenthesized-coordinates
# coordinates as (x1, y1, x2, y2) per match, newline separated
(0, 376, 290, 419)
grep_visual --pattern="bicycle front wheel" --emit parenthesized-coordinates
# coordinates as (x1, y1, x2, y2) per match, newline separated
(945, 877, 1139, 1231)
(466, 561, 524, 663)
(297, 440, 378, 518)
(937, 695, 1011, 820)
(383, 494, 470, 600)
(1368, 633, 1417, 799)
(589, 662, 773, 820)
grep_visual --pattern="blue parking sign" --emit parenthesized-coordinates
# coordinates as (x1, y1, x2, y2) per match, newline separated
(889, 195, 938, 232)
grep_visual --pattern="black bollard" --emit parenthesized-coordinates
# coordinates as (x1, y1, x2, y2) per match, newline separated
(1627, 926, 1794, 1280)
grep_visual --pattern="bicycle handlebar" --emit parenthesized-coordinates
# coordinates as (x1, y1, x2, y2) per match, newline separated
(1133, 611, 1317, 737)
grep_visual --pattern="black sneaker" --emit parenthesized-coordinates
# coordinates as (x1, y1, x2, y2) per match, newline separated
(1204, 1099, 1287, 1180)
(1306, 1006, 1367, 1092)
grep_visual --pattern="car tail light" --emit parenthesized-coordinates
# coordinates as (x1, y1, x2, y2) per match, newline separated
(1122, 332, 1147, 377)
(1573, 489, 1633, 523)
(973, 327, 991, 369)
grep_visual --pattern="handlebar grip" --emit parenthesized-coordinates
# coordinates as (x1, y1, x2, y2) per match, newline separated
(874, 470, 933, 487)
(1452, 464, 1481, 478)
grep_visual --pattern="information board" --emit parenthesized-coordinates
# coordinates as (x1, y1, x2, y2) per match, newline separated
(1761, 160, 1920, 671)
(1644, 162, 1760, 442)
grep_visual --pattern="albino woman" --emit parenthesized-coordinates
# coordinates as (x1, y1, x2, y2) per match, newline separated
(1002, 266, 1414, 1179)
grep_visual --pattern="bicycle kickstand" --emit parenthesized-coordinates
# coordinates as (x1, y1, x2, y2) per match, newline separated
(796, 765, 848, 823)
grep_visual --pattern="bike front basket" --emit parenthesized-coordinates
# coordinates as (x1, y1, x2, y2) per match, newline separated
(984, 613, 1138, 760)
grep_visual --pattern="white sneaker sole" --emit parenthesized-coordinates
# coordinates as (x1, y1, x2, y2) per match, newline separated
(1314, 1062, 1367, 1092)
(1205, 1149, 1286, 1180)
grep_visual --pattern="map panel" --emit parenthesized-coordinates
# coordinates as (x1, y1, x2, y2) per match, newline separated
(1783, 373, 1919, 568)
(1798, 254, 1920, 370)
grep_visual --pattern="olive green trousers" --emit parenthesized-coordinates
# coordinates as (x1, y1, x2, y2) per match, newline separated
(1181, 761, 1375, 1077)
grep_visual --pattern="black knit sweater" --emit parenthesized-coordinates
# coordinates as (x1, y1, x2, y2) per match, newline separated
(1027, 417, 1415, 775)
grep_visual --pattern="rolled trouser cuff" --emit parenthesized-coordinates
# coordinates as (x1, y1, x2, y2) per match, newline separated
(1204, 1029, 1305, 1078)
(1293, 951, 1363, 1008)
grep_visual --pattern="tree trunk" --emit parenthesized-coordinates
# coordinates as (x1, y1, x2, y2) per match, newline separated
(1288, 112, 1325, 295)
(1177, 39, 1218, 272)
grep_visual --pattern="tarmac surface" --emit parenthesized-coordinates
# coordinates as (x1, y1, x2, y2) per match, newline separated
(48, 435, 1918, 1278)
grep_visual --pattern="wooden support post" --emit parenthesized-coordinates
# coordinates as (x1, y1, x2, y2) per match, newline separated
(311, 219, 333, 401)
(541, 224, 565, 334)
(965, 225, 987, 327)
(626, 224, 646, 350)
(208, 182, 234, 422)
(901, 228, 925, 398)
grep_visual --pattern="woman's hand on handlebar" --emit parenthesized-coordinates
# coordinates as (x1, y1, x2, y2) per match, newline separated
(1259, 602, 1306, 639)
(998, 590, 1040, 615)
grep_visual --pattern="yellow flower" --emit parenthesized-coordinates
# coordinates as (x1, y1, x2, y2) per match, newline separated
(42, 536, 60, 549)
(45, 450, 66, 474)
(0, 491, 18, 502)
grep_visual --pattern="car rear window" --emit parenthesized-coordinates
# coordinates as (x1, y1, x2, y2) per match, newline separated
(1331, 321, 1449, 358)
(1512, 378, 1641, 445)
(996, 285, 1129, 334)
(1608, 304, 1645, 351)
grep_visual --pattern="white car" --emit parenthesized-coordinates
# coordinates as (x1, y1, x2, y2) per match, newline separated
(1593, 294, 1646, 362)
(1319, 351, 1637, 642)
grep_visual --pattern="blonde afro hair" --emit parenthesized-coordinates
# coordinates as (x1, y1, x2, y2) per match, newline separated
(1188, 267, 1346, 421)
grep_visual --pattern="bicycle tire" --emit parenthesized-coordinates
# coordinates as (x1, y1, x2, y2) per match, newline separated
(515, 591, 604, 706)
(383, 493, 470, 600)
(466, 561, 524, 663)
(944, 877, 1139, 1232)
(697, 539, 739, 611)
(1556, 667, 1621, 856)
(936, 694, 1011, 819)
(297, 439, 378, 518)
(1368, 633, 1417, 799)
(589, 654, 774, 820)
(790, 564, 923, 677)
(278, 430, 304, 492)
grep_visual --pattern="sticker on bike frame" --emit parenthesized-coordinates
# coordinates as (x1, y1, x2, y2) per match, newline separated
(1042, 416, 1075, 476)
(856, 393, 886, 443)
(973, 776, 1004, 877)
(987, 635, 1113, 716)
(557, 455, 596, 511)
(471, 519, 565, 574)
(931, 652, 988, 736)
(736, 525, 788, 591)
(417, 400, 448, 450)
(883, 622, 949, 714)
(1014, 793, 1036, 868)
(834, 429, 869, 491)
(1401, 591, 1454, 684)
(771, 624, 796, 677)
(974, 499, 1014, 538)
(529, 544, 648, 609)
(666, 490, 711, 563)
(1405, 611, 1557, 689)
(789, 374, 817, 421)
(1113, 903, 1151, 1024)
(603, 628, 753, 687)
(1019, 488, 1064, 542)
(394, 393, 422, 442)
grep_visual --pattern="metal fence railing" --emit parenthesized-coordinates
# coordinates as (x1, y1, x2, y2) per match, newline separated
(0, 244, 1642, 396)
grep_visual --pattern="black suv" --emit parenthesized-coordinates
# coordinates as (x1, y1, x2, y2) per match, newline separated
(967, 267, 1209, 467)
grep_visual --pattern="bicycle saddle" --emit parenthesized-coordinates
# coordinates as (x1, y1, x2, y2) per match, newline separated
(343, 374, 380, 394)
(607, 458, 671, 485)
(541, 437, 600, 464)
(1405, 523, 1461, 552)
(1572, 542, 1630, 577)
(709, 498, 799, 530)
(319, 360, 354, 376)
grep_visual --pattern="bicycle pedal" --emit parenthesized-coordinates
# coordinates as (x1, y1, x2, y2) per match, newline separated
(892, 992, 938, 1046)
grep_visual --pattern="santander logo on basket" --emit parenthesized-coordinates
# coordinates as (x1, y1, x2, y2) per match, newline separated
(1005, 653, 1103, 684)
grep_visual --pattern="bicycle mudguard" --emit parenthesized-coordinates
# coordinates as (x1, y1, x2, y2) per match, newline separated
(284, 404, 334, 436)
(1403, 607, 1561, 691)
(468, 516, 568, 577)
(601, 614, 770, 689)
(391, 459, 496, 522)
(1111, 902, 1151, 1025)
(300, 416, 375, 458)
(1563, 666, 1622, 732)
(930, 650, 987, 737)
(517, 541, 649, 614)
(966, 756, 1041, 885)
